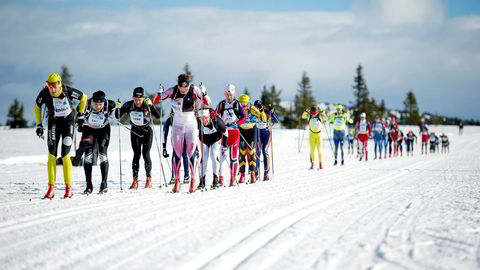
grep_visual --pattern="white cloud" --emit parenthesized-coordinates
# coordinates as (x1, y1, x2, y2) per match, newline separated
(0, 1, 479, 122)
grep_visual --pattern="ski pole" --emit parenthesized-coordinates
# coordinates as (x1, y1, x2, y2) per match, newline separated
(118, 116, 123, 191)
(148, 105, 167, 188)
(157, 84, 169, 186)
(108, 116, 144, 138)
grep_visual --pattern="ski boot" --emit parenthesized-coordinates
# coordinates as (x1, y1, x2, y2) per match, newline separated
(99, 181, 108, 194)
(64, 186, 73, 199)
(183, 176, 190, 184)
(198, 176, 206, 190)
(239, 173, 245, 184)
(333, 160, 338, 166)
(83, 180, 93, 195)
(212, 175, 220, 189)
(169, 177, 175, 185)
(250, 172, 257, 184)
(263, 171, 270, 181)
(130, 178, 138, 189)
(310, 162, 315, 170)
(189, 177, 197, 193)
(172, 178, 180, 193)
(229, 174, 236, 187)
(145, 176, 152, 189)
(44, 184, 55, 200)
(365, 151, 368, 161)
(319, 161, 323, 170)
(219, 176, 224, 187)
(341, 160, 344, 166)
(379, 155, 382, 160)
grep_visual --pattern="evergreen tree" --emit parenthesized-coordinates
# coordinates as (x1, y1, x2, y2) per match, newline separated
(183, 63, 193, 82)
(294, 71, 316, 127)
(403, 90, 421, 124)
(378, 99, 386, 119)
(243, 87, 251, 97)
(60, 65, 73, 86)
(352, 64, 373, 122)
(260, 84, 284, 116)
(6, 99, 28, 128)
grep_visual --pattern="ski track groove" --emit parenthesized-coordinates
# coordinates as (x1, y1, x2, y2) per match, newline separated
(177, 156, 441, 270)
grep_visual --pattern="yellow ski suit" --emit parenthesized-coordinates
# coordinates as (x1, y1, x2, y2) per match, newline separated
(302, 111, 326, 165)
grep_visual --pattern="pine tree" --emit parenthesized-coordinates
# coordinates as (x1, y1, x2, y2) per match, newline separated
(60, 65, 73, 86)
(260, 84, 284, 116)
(403, 90, 421, 124)
(6, 99, 28, 128)
(294, 71, 316, 127)
(183, 63, 193, 82)
(352, 64, 373, 122)
(243, 87, 251, 97)
(378, 99, 386, 119)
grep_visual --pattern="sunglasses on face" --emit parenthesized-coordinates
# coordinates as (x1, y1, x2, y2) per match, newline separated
(47, 82, 60, 88)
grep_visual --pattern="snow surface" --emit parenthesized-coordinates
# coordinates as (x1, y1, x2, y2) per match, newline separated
(0, 125, 479, 270)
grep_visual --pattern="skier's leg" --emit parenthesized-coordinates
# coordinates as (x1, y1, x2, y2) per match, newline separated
(98, 126, 110, 189)
(60, 120, 74, 188)
(309, 132, 315, 166)
(142, 126, 153, 178)
(130, 130, 142, 181)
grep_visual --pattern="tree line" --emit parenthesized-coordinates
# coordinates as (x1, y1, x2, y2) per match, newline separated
(5, 64, 480, 129)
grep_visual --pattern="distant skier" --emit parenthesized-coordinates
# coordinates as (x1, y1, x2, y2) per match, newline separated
(429, 132, 438, 153)
(116, 87, 160, 190)
(347, 128, 355, 155)
(383, 119, 390, 159)
(395, 127, 404, 157)
(302, 105, 327, 169)
(372, 114, 385, 160)
(459, 121, 463, 135)
(34, 73, 88, 199)
(356, 112, 372, 161)
(328, 105, 353, 165)
(80, 90, 116, 194)
(405, 129, 417, 156)
(419, 118, 429, 155)
(440, 133, 450, 153)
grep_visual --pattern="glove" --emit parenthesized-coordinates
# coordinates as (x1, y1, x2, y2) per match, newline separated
(209, 110, 217, 121)
(115, 100, 122, 109)
(199, 83, 207, 97)
(144, 98, 152, 106)
(36, 124, 44, 139)
(76, 113, 85, 132)
(157, 85, 165, 96)
(162, 148, 169, 158)
(221, 147, 228, 157)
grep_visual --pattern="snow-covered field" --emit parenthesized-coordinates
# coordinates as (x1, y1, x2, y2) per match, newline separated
(0, 125, 479, 269)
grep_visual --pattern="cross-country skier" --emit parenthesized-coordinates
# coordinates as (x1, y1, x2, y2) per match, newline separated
(254, 100, 279, 181)
(115, 87, 160, 190)
(395, 127, 404, 157)
(153, 74, 205, 193)
(328, 105, 353, 165)
(383, 119, 390, 159)
(238, 94, 262, 184)
(34, 73, 88, 199)
(440, 133, 449, 153)
(429, 132, 438, 153)
(347, 128, 355, 155)
(80, 90, 116, 194)
(356, 112, 372, 161)
(197, 106, 227, 189)
(216, 84, 245, 186)
(302, 105, 327, 169)
(372, 114, 385, 160)
(405, 129, 417, 156)
(163, 109, 191, 185)
(459, 121, 463, 135)
(419, 118, 429, 155)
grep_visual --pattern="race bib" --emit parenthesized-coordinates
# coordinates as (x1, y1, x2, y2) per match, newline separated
(375, 124, 383, 132)
(204, 125, 217, 135)
(359, 122, 367, 133)
(423, 131, 428, 136)
(311, 119, 321, 130)
(222, 109, 237, 125)
(130, 111, 144, 126)
(53, 97, 72, 118)
(334, 117, 344, 128)
(87, 113, 106, 129)
(257, 122, 268, 129)
(172, 99, 182, 112)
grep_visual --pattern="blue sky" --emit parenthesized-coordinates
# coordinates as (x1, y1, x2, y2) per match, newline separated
(1, 0, 480, 124)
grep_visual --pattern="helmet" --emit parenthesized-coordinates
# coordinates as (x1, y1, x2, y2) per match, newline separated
(46, 73, 62, 88)
(224, 84, 236, 96)
(239, 94, 249, 104)
(336, 104, 344, 112)
(360, 112, 366, 118)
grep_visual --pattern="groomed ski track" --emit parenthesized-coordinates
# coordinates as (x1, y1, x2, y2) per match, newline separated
(0, 126, 479, 269)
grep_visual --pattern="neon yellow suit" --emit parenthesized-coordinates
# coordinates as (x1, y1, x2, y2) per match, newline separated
(302, 111, 326, 168)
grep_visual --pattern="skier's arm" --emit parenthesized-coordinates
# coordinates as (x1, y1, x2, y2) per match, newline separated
(301, 111, 308, 119)
(234, 102, 245, 119)
(34, 89, 46, 125)
(153, 87, 174, 104)
(66, 86, 88, 114)
(163, 117, 171, 145)
(107, 99, 116, 116)
(148, 103, 161, 118)
(214, 115, 227, 134)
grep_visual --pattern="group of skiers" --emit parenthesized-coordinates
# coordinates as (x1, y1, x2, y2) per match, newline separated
(35, 73, 279, 199)
(301, 106, 451, 169)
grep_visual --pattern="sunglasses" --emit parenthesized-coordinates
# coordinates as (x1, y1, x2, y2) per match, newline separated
(47, 81, 60, 88)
